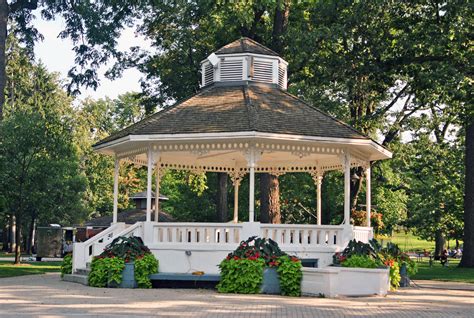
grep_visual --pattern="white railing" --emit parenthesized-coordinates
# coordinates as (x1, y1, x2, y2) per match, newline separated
(152, 222, 243, 245)
(260, 224, 345, 248)
(353, 226, 373, 243)
(72, 222, 128, 271)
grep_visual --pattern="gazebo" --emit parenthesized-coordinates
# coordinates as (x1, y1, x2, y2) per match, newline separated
(72, 38, 391, 274)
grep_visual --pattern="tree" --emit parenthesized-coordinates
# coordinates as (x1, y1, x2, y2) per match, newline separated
(216, 173, 228, 222)
(461, 110, 474, 266)
(75, 93, 146, 217)
(0, 51, 86, 263)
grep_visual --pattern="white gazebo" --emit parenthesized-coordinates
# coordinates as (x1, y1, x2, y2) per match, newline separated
(72, 38, 392, 274)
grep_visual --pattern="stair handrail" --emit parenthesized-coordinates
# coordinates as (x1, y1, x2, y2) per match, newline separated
(72, 222, 127, 272)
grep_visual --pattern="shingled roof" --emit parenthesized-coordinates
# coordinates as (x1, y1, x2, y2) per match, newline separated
(214, 37, 280, 56)
(95, 83, 369, 147)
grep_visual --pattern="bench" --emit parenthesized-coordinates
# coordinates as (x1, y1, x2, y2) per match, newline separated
(149, 273, 220, 289)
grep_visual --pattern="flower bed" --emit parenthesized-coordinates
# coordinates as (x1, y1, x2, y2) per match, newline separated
(88, 236, 159, 288)
(217, 236, 302, 296)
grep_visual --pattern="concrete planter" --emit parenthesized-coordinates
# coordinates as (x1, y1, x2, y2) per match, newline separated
(301, 266, 389, 297)
(108, 262, 137, 288)
(260, 267, 281, 294)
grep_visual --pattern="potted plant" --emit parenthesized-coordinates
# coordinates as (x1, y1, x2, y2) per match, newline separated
(217, 236, 302, 296)
(88, 236, 159, 288)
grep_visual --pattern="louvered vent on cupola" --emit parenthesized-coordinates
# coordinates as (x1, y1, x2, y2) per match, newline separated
(219, 58, 243, 81)
(278, 63, 287, 90)
(200, 38, 288, 90)
(203, 63, 214, 86)
(252, 58, 273, 83)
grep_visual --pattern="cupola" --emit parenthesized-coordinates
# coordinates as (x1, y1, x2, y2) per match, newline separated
(200, 37, 288, 90)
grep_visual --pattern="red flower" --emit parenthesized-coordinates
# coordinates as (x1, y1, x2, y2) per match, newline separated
(226, 256, 231, 260)
(255, 252, 260, 258)
(233, 256, 240, 260)
(291, 256, 300, 262)
(384, 259, 394, 267)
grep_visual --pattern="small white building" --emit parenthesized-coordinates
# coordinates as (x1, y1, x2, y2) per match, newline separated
(73, 38, 392, 275)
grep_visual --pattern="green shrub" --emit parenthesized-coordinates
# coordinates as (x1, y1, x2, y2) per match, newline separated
(384, 259, 401, 290)
(100, 236, 150, 262)
(135, 253, 159, 288)
(88, 236, 159, 288)
(277, 255, 302, 296)
(218, 236, 302, 296)
(226, 236, 285, 266)
(61, 254, 72, 278)
(341, 255, 379, 269)
(88, 256, 125, 287)
(217, 258, 265, 294)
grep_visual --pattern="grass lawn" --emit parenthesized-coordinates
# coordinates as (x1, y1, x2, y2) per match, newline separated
(377, 232, 459, 252)
(411, 258, 474, 284)
(0, 261, 61, 278)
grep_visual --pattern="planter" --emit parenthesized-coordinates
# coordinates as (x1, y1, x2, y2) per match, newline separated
(301, 267, 389, 297)
(107, 262, 137, 288)
(260, 267, 281, 294)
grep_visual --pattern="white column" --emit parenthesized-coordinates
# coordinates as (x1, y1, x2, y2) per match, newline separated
(365, 164, 371, 227)
(154, 163, 161, 223)
(343, 153, 351, 225)
(146, 147, 154, 223)
(248, 150, 256, 222)
(112, 157, 119, 224)
(233, 182, 239, 223)
(316, 175, 323, 225)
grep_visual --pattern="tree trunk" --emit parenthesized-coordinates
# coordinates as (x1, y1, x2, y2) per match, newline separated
(9, 215, 15, 253)
(216, 172, 228, 222)
(460, 115, 474, 267)
(350, 167, 365, 210)
(14, 216, 21, 264)
(434, 230, 446, 258)
(1, 220, 8, 251)
(0, 0, 8, 120)
(26, 216, 36, 255)
(260, 174, 281, 224)
(271, 0, 290, 54)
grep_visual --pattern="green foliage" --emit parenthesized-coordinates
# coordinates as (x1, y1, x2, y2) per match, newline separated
(217, 258, 265, 294)
(341, 255, 379, 269)
(219, 237, 302, 296)
(386, 260, 401, 290)
(277, 255, 302, 296)
(89, 237, 157, 288)
(60, 254, 73, 278)
(379, 242, 418, 277)
(334, 239, 381, 264)
(134, 253, 159, 288)
(88, 257, 125, 288)
(100, 236, 151, 263)
(226, 236, 285, 266)
(0, 41, 87, 262)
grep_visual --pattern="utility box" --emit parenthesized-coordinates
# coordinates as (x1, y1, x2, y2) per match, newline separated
(35, 226, 75, 261)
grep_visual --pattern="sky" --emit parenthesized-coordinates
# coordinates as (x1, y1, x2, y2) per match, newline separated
(33, 15, 149, 101)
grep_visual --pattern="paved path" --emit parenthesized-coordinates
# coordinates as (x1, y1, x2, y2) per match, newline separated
(0, 273, 473, 317)
(412, 279, 474, 291)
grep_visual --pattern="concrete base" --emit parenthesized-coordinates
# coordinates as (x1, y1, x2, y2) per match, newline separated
(62, 274, 88, 286)
(301, 266, 389, 297)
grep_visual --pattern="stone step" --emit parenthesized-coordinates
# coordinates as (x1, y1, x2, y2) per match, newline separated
(63, 273, 88, 286)
(75, 268, 90, 276)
